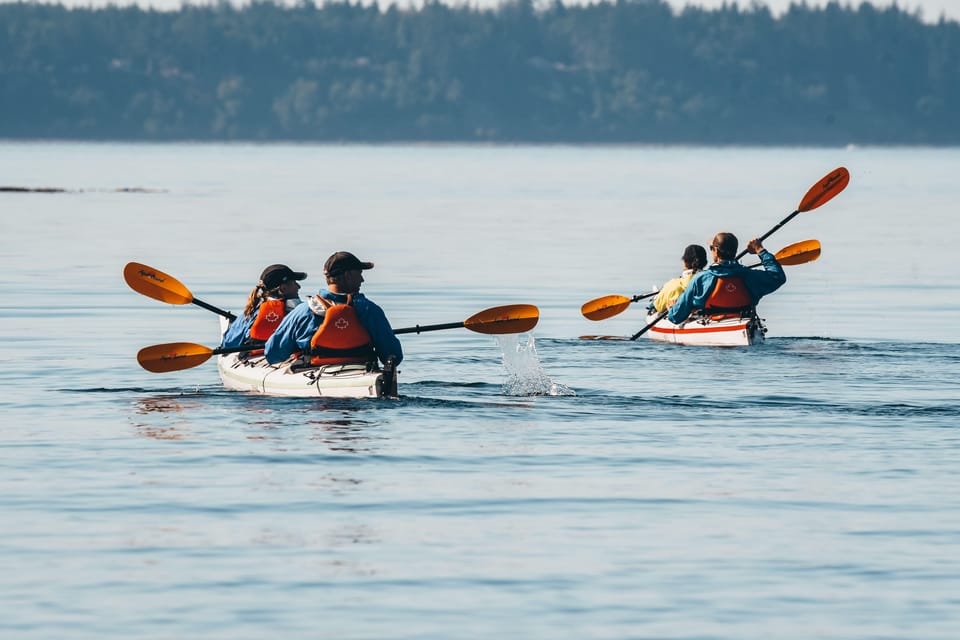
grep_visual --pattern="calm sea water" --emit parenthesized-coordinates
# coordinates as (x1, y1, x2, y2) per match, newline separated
(1, 143, 958, 639)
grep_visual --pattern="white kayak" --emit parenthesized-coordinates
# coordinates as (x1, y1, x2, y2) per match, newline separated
(216, 318, 397, 398)
(216, 352, 395, 398)
(644, 310, 766, 346)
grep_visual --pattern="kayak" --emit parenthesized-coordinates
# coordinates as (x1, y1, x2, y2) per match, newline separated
(644, 309, 766, 346)
(215, 318, 397, 398)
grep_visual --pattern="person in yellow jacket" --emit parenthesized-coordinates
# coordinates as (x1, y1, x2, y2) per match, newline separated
(652, 244, 708, 313)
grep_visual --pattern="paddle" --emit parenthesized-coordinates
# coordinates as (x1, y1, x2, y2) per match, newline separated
(123, 262, 237, 321)
(580, 292, 657, 322)
(581, 239, 822, 321)
(734, 167, 848, 260)
(393, 304, 539, 335)
(137, 304, 540, 373)
(745, 238, 821, 267)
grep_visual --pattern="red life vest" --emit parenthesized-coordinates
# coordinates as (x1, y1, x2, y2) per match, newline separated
(248, 298, 287, 342)
(308, 297, 375, 366)
(703, 276, 753, 312)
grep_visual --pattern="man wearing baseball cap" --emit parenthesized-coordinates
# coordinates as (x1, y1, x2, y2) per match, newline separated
(265, 251, 403, 366)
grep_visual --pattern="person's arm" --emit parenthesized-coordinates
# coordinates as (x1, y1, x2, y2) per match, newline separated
(652, 277, 683, 313)
(264, 306, 311, 364)
(667, 285, 695, 324)
(355, 297, 403, 366)
(667, 272, 710, 324)
(745, 239, 786, 298)
(220, 314, 253, 349)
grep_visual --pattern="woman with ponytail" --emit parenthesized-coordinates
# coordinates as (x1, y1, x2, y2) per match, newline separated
(220, 264, 307, 349)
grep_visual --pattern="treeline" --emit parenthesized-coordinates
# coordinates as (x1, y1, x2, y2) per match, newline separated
(1, 0, 958, 143)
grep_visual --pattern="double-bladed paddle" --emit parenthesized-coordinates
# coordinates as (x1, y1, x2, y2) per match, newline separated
(137, 304, 540, 373)
(123, 262, 236, 320)
(580, 239, 822, 322)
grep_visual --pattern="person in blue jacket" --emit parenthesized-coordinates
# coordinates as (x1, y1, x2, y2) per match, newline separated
(220, 263, 306, 348)
(667, 232, 785, 324)
(264, 251, 403, 366)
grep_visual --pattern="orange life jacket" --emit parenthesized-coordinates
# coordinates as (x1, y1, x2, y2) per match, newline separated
(308, 297, 375, 366)
(248, 298, 287, 342)
(703, 276, 753, 312)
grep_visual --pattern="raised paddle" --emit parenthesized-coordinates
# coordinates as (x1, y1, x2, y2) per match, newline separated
(137, 304, 541, 373)
(734, 167, 848, 260)
(123, 262, 236, 321)
(581, 239, 822, 321)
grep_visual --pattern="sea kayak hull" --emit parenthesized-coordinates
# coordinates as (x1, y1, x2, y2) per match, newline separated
(645, 311, 766, 346)
(215, 317, 396, 398)
(217, 352, 393, 398)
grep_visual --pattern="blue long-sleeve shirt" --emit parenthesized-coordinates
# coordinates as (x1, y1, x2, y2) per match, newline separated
(264, 291, 403, 366)
(667, 250, 786, 324)
(220, 313, 255, 349)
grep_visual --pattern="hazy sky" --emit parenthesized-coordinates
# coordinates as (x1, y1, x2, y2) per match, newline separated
(6, 0, 960, 22)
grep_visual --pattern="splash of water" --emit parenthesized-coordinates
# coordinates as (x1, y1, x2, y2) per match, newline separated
(495, 334, 576, 397)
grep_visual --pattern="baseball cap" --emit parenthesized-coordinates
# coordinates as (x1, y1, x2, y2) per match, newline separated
(259, 264, 307, 290)
(324, 251, 374, 277)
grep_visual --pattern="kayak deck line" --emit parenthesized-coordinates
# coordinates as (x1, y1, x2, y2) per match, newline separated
(645, 309, 766, 347)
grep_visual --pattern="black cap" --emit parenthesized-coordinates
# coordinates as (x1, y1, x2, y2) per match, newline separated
(259, 264, 307, 290)
(324, 251, 374, 277)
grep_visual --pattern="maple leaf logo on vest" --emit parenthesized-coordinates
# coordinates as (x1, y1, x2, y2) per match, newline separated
(335, 317, 350, 330)
(724, 283, 738, 292)
(265, 311, 280, 323)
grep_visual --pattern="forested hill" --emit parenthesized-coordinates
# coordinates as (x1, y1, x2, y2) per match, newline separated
(2, 0, 958, 144)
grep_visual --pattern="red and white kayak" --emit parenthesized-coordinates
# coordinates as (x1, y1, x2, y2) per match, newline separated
(644, 310, 766, 346)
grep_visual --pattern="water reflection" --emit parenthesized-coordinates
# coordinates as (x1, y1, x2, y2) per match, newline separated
(130, 394, 202, 439)
(306, 416, 380, 454)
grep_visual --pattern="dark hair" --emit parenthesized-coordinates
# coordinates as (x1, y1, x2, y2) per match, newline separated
(683, 244, 707, 271)
(712, 233, 738, 260)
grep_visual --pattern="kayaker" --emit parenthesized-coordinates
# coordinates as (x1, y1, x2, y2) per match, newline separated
(220, 264, 307, 349)
(652, 244, 708, 313)
(667, 232, 785, 324)
(264, 251, 403, 366)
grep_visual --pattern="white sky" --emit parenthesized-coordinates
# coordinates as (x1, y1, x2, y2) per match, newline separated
(5, 0, 959, 22)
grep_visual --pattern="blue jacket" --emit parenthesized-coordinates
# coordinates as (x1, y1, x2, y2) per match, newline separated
(220, 313, 254, 349)
(220, 298, 302, 349)
(667, 250, 786, 324)
(264, 291, 403, 366)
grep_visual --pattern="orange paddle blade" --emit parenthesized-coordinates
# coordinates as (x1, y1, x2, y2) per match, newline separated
(581, 295, 633, 321)
(775, 239, 821, 265)
(798, 167, 849, 212)
(464, 304, 539, 334)
(124, 262, 193, 305)
(138, 342, 215, 373)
